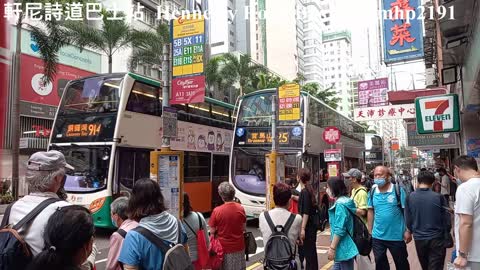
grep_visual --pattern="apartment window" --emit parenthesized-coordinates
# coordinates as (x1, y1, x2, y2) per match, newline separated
(330, 43, 333, 47)
(326, 13, 330, 18)
(325, 21, 330, 26)
(332, 67, 335, 70)
(230, 30, 235, 36)
(331, 75, 335, 79)
(339, 74, 342, 78)
(230, 42, 235, 47)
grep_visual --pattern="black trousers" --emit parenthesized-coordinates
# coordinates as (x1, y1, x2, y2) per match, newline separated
(372, 238, 410, 270)
(414, 238, 446, 270)
(298, 226, 318, 270)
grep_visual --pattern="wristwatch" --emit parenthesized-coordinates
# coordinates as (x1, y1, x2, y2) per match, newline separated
(458, 251, 469, 258)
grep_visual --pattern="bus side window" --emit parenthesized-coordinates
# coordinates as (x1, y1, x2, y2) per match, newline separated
(126, 82, 161, 116)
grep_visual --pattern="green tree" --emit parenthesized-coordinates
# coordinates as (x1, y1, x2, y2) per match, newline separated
(205, 56, 226, 94)
(302, 82, 341, 109)
(292, 72, 306, 85)
(218, 53, 267, 96)
(256, 73, 287, 89)
(65, 10, 132, 73)
(128, 23, 170, 71)
(9, 0, 90, 199)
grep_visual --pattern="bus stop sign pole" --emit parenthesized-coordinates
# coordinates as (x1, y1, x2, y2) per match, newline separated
(161, 43, 171, 150)
(266, 95, 278, 210)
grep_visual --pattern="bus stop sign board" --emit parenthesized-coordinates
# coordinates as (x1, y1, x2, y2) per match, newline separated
(278, 83, 301, 121)
(171, 16, 205, 105)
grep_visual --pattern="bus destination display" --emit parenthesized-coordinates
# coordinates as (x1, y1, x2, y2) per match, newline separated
(246, 131, 289, 144)
(66, 123, 102, 137)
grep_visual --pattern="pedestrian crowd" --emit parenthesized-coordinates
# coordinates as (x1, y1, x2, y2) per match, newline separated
(1, 150, 480, 270)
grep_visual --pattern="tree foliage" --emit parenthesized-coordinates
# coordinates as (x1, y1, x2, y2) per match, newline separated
(302, 82, 341, 109)
(64, 10, 132, 73)
(128, 23, 169, 71)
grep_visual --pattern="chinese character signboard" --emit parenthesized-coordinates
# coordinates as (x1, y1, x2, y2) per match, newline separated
(415, 94, 460, 134)
(171, 16, 205, 104)
(406, 122, 457, 149)
(357, 78, 389, 107)
(324, 149, 342, 162)
(323, 126, 341, 145)
(278, 83, 301, 121)
(382, 0, 424, 64)
(354, 103, 415, 121)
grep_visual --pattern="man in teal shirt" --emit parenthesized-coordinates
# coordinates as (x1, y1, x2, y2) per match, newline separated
(367, 166, 411, 270)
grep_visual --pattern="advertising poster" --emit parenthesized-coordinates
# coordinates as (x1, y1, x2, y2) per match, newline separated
(357, 78, 389, 107)
(467, 139, 480, 168)
(20, 54, 95, 119)
(161, 120, 232, 154)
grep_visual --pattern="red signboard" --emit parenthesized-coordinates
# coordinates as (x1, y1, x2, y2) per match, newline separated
(170, 75, 206, 105)
(20, 54, 94, 107)
(322, 126, 341, 145)
(19, 54, 94, 118)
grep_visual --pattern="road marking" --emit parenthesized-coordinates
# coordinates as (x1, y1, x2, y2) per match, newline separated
(95, 258, 107, 264)
(320, 260, 334, 270)
(246, 262, 262, 270)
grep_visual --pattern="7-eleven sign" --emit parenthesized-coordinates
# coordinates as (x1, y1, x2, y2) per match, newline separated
(415, 94, 460, 134)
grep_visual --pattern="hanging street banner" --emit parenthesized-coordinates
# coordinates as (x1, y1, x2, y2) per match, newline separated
(171, 16, 205, 104)
(357, 78, 389, 107)
(382, 0, 424, 64)
(415, 94, 460, 134)
(406, 122, 457, 149)
(354, 103, 416, 121)
(278, 83, 301, 121)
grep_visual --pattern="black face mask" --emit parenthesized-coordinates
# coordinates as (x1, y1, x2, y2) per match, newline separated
(56, 175, 68, 201)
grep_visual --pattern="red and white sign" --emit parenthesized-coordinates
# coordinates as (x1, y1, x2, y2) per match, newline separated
(171, 75, 205, 105)
(20, 54, 95, 107)
(354, 103, 416, 121)
(324, 149, 342, 162)
(323, 126, 341, 145)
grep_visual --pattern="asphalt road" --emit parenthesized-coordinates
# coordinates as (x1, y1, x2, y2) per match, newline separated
(94, 218, 265, 270)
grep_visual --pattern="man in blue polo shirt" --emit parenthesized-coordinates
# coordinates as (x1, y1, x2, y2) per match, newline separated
(368, 165, 411, 270)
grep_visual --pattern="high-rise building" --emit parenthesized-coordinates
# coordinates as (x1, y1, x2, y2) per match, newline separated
(301, 0, 323, 87)
(322, 30, 353, 117)
(209, 0, 251, 56)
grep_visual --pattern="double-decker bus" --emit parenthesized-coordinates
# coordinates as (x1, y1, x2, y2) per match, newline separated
(49, 73, 234, 228)
(230, 89, 365, 218)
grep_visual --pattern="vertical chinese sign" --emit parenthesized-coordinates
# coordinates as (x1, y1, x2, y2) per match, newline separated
(382, 0, 424, 64)
(357, 78, 389, 108)
(278, 83, 301, 121)
(171, 16, 206, 104)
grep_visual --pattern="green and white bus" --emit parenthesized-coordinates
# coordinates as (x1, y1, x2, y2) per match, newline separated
(49, 73, 235, 228)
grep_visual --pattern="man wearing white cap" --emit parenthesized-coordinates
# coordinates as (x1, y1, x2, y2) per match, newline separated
(2, 150, 96, 269)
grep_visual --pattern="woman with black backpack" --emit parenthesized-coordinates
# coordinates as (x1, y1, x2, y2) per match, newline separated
(326, 177, 359, 270)
(297, 168, 318, 270)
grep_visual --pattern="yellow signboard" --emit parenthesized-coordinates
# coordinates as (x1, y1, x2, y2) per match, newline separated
(278, 83, 301, 121)
(172, 16, 205, 77)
